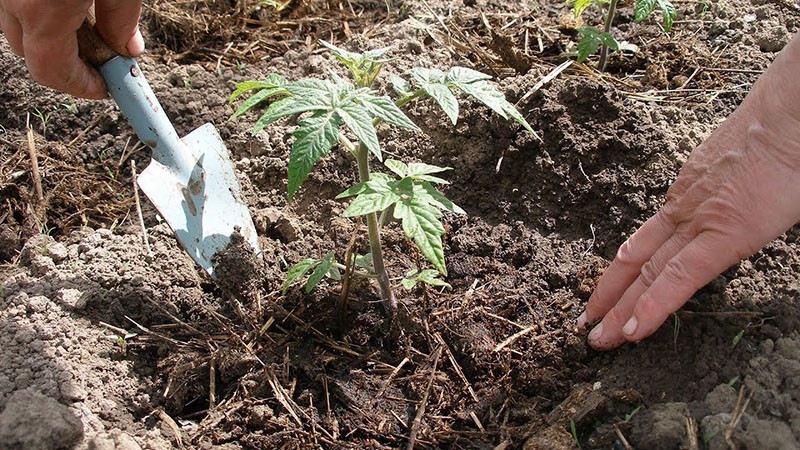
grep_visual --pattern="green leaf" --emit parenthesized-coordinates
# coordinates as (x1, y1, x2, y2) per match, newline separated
(446, 66, 493, 84)
(285, 78, 340, 99)
(634, 0, 658, 22)
(415, 182, 466, 214)
(576, 27, 602, 62)
(390, 74, 414, 97)
(253, 94, 329, 133)
(406, 162, 450, 177)
(383, 159, 409, 178)
(657, 0, 676, 31)
(336, 103, 382, 160)
(335, 181, 369, 199)
(360, 95, 420, 131)
(306, 252, 336, 293)
(319, 40, 391, 85)
(287, 112, 342, 200)
(341, 176, 400, 217)
(394, 198, 447, 274)
(454, 81, 508, 119)
(599, 32, 620, 51)
(229, 75, 288, 103)
(411, 67, 447, 84)
(402, 268, 452, 290)
(572, 0, 593, 17)
(421, 82, 460, 125)
(282, 258, 321, 294)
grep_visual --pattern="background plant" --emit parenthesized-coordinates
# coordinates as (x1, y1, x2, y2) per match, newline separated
(570, 0, 676, 70)
(231, 41, 535, 313)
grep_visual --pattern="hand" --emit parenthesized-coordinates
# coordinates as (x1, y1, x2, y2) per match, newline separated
(578, 32, 800, 350)
(0, 0, 143, 99)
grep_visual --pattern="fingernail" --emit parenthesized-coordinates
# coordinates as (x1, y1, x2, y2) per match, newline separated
(623, 316, 638, 336)
(576, 311, 588, 328)
(128, 29, 145, 56)
(588, 322, 604, 343)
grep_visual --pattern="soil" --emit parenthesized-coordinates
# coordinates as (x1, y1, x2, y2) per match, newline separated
(2, 0, 800, 449)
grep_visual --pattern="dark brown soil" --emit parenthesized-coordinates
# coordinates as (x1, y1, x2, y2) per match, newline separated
(2, 0, 800, 449)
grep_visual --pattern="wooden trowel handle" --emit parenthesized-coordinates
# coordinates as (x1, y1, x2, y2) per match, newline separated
(77, 14, 119, 68)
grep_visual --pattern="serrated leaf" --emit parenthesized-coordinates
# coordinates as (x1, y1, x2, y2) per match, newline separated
(253, 94, 329, 133)
(282, 258, 321, 294)
(576, 27, 602, 62)
(421, 82, 460, 125)
(394, 199, 447, 274)
(657, 0, 676, 31)
(230, 87, 281, 120)
(360, 95, 420, 131)
(354, 253, 372, 268)
(335, 181, 369, 199)
(415, 182, 466, 214)
(383, 159, 409, 178)
(406, 162, 451, 177)
(411, 67, 447, 84)
(285, 78, 339, 99)
(634, 0, 658, 22)
(336, 103, 382, 160)
(390, 74, 414, 97)
(405, 268, 452, 289)
(341, 176, 399, 216)
(572, 0, 593, 17)
(446, 66, 493, 84)
(599, 32, 620, 51)
(306, 252, 336, 293)
(229, 75, 288, 103)
(450, 79, 508, 120)
(287, 112, 342, 200)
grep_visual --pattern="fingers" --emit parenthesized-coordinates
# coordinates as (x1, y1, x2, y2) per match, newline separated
(587, 230, 690, 349)
(0, 12, 24, 55)
(94, 0, 143, 57)
(588, 231, 743, 350)
(22, 31, 107, 99)
(578, 208, 676, 328)
(623, 232, 745, 342)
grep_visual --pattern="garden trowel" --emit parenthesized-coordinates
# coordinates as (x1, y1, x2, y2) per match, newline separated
(78, 19, 259, 278)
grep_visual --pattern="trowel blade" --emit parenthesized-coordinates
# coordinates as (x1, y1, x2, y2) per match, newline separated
(137, 123, 259, 278)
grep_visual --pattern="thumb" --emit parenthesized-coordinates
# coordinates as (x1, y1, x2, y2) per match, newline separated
(93, 0, 143, 57)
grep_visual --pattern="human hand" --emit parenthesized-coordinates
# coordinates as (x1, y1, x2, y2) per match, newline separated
(578, 32, 800, 350)
(0, 0, 143, 99)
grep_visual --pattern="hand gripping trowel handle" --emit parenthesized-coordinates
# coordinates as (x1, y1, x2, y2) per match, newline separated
(77, 18, 195, 175)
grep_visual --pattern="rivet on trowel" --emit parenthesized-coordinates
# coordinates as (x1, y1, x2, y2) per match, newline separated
(130, 65, 140, 77)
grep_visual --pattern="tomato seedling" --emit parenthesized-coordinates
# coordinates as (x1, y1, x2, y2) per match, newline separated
(569, 0, 676, 70)
(232, 41, 536, 313)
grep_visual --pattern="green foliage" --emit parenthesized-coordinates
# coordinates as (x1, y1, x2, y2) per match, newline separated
(569, 0, 674, 65)
(575, 27, 620, 62)
(624, 405, 641, 422)
(401, 269, 452, 290)
(337, 160, 465, 274)
(732, 329, 745, 348)
(634, 0, 676, 31)
(231, 41, 536, 301)
(282, 252, 341, 294)
(320, 40, 392, 87)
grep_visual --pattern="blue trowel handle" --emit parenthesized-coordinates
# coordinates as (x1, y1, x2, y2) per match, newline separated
(77, 19, 196, 175)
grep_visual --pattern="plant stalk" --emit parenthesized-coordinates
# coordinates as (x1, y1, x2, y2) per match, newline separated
(597, 0, 619, 72)
(354, 142, 397, 312)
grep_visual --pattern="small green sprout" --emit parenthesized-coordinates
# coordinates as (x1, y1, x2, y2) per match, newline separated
(624, 405, 641, 422)
(400, 268, 452, 290)
(732, 329, 745, 348)
(31, 108, 51, 138)
(569, 419, 581, 448)
(568, 0, 676, 70)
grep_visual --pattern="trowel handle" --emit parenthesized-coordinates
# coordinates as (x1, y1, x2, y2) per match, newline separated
(77, 15, 119, 68)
